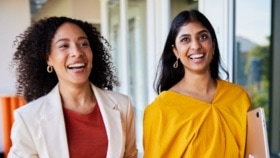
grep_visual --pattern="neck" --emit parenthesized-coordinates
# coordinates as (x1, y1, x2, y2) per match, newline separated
(171, 73, 217, 103)
(58, 82, 96, 113)
(186, 75, 215, 93)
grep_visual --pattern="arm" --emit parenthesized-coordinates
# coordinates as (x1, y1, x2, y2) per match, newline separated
(8, 110, 39, 158)
(143, 105, 162, 158)
(123, 99, 138, 158)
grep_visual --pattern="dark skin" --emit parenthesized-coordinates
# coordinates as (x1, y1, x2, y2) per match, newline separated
(47, 23, 96, 114)
(170, 22, 216, 103)
(12, 17, 119, 103)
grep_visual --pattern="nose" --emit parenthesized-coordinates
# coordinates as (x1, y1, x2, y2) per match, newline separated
(190, 39, 201, 50)
(70, 44, 83, 57)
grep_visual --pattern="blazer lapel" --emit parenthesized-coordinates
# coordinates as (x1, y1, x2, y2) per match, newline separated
(36, 84, 123, 157)
(92, 85, 124, 158)
(39, 85, 69, 158)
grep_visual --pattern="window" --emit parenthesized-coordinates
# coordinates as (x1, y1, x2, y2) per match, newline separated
(234, 0, 273, 154)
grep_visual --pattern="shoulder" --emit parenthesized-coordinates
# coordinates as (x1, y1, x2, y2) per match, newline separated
(147, 91, 178, 105)
(91, 84, 133, 111)
(104, 89, 133, 108)
(104, 89, 130, 101)
(13, 95, 48, 122)
(15, 95, 46, 113)
(144, 92, 169, 114)
(91, 83, 129, 99)
(217, 79, 251, 109)
(15, 84, 59, 113)
(217, 79, 250, 99)
(14, 85, 60, 120)
(95, 86, 130, 104)
(218, 79, 248, 93)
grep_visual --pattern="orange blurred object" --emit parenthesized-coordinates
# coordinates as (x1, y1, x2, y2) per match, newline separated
(1, 96, 25, 158)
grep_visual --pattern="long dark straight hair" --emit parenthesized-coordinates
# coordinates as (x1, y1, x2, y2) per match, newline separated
(154, 10, 229, 94)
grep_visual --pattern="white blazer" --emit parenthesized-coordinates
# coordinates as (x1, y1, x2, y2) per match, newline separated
(8, 83, 138, 158)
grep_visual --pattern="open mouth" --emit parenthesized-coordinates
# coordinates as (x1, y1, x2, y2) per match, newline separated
(67, 63, 86, 69)
(189, 54, 204, 60)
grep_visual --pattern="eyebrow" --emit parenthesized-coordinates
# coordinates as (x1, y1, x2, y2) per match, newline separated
(178, 30, 209, 39)
(55, 36, 88, 44)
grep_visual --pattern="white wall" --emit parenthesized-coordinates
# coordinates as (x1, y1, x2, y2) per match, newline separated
(146, 0, 170, 103)
(199, 0, 234, 81)
(0, 0, 30, 152)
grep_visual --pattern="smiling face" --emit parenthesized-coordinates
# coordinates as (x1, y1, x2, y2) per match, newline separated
(172, 21, 215, 75)
(47, 22, 93, 86)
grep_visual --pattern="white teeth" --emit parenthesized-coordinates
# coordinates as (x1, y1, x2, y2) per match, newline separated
(68, 63, 85, 68)
(190, 54, 203, 59)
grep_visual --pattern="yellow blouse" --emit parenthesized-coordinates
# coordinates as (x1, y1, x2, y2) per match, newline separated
(143, 80, 251, 158)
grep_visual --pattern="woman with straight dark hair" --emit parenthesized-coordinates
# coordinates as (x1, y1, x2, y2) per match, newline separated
(143, 10, 251, 157)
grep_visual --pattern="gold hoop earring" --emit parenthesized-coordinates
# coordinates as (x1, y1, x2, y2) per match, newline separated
(47, 65, 53, 73)
(173, 59, 179, 68)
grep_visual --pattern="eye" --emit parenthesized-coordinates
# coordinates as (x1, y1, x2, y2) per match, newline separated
(79, 39, 90, 48)
(199, 34, 209, 41)
(59, 44, 69, 49)
(80, 42, 89, 47)
(181, 37, 190, 43)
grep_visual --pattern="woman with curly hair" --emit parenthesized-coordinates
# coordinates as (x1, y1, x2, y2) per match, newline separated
(8, 16, 137, 158)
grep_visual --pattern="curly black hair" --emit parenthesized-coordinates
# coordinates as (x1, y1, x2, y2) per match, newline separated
(12, 16, 119, 102)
